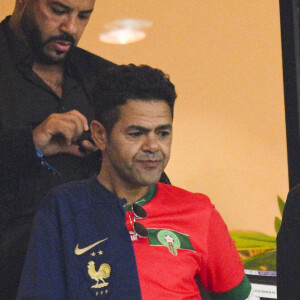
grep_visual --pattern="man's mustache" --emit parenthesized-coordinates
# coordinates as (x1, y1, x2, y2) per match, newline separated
(135, 153, 164, 161)
(45, 34, 76, 45)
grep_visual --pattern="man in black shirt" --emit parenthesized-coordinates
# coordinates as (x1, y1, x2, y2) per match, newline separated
(0, 0, 115, 298)
(277, 185, 300, 300)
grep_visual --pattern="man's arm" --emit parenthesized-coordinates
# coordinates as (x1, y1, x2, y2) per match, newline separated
(0, 109, 98, 179)
(277, 186, 300, 300)
(16, 194, 67, 299)
(199, 208, 251, 300)
(0, 126, 42, 179)
(33, 109, 98, 157)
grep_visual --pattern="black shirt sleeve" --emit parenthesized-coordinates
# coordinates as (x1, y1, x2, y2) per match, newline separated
(277, 185, 300, 300)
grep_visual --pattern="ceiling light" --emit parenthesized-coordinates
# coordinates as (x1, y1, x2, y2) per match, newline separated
(105, 19, 152, 30)
(99, 18, 152, 45)
(100, 28, 146, 44)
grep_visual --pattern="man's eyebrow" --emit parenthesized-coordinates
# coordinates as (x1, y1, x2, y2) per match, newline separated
(51, 2, 94, 14)
(52, 2, 71, 10)
(127, 125, 150, 132)
(79, 8, 94, 14)
(126, 124, 172, 132)
(156, 124, 172, 131)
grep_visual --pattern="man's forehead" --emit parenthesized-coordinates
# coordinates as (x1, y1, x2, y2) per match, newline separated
(116, 100, 173, 130)
(45, 0, 96, 10)
(120, 100, 172, 118)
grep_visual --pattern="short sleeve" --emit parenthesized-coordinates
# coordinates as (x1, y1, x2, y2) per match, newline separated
(198, 208, 251, 299)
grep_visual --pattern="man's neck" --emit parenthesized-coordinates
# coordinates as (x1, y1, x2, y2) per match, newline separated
(33, 62, 65, 98)
(8, 15, 65, 98)
(97, 173, 149, 205)
(8, 13, 24, 44)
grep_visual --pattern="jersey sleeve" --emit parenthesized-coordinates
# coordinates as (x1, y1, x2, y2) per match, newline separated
(198, 207, 251, 300)
(16, 193, 67, 299)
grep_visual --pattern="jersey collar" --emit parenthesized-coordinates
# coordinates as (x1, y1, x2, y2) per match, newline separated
(123, 184, 157, 212)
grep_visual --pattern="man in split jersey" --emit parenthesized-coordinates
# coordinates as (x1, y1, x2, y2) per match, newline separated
(0, 1, 170, 297)
(18, 64, 252, 299)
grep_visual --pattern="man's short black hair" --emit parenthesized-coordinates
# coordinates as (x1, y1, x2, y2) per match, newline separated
(94, 64, 177, 135)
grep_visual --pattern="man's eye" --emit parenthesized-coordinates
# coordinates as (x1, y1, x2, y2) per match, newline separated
(52, 8, 65, 15)
(158, 131, 170, 137)
(78, 13, 90, 20)
(129, 132, 142, 138)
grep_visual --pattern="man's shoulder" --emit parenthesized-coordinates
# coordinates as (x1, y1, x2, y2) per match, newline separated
(0, 16, 8, 29)
(71, 47, 116, 71)
(156, 182, 212, 206)
(0, 17, 8, 45)
(289, 183, 300, 197)
(284, 183, 300, 214)
(39, 177, 100, 213)
(49, 177, 95, 194)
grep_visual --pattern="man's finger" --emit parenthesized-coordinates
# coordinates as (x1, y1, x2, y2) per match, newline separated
(33, 111, 88, 156)
(67, 110, 89, 131)
(81, 140, 99, 152)
(60, 144, 86, 157)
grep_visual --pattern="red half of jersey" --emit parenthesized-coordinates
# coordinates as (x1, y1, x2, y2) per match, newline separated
(124, 183, 251, 300)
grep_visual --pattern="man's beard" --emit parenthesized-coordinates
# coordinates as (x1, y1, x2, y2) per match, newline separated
(20, 11, 75, 65)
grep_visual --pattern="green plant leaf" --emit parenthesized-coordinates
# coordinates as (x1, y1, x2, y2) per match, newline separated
(230, 232, 276, 251)
(274, 216, 282, 234)
(243, 250, 276, 271)
(277, 196, 285, 217)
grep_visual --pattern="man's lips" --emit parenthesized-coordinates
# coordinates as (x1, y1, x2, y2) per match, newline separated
(137, 160, 161, 168)
(51, 41, 72, 52)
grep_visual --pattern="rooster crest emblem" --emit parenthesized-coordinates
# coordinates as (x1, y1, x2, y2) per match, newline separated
(87, 261, 111, 289)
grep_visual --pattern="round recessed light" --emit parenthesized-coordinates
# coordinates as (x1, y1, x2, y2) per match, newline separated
(105, 19, 152, 30)
(99, 28, 146, 45)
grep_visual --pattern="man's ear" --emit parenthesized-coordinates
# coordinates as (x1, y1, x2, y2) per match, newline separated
(16, 0, 28, 10)
(90, 120, 108, 151)
(17, 0, 26, 6)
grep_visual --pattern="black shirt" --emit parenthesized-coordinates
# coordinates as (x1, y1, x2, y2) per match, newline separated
(2, 16, 100, 181)
(0, 16, 115, 300)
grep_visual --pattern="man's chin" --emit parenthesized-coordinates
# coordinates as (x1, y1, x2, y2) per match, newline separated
(36, 46, 72, 65)
(135, 172, 163, 186)
(37, 52, 67, 65)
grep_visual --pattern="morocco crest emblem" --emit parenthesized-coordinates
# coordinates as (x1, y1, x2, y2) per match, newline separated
(157, 230, 181, 256)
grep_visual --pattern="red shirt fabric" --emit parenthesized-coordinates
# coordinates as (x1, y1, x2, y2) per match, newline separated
(125, 183, 249, 300)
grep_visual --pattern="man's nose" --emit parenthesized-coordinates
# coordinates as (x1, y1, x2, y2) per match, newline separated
(142, 134, 159, 152)
(60, 15, 77, 36)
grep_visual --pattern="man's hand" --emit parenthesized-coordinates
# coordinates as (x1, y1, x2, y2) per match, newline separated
(33, 110, 98, 157)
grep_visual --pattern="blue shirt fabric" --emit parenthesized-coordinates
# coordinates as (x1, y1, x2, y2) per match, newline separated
(17, 177, 142, 300)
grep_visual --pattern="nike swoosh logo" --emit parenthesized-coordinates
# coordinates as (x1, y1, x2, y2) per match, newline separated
(74, 237, 108, 255)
